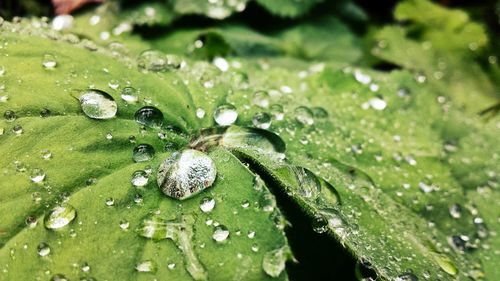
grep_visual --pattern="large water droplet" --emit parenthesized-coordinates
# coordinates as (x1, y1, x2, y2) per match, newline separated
(134, 106, 164, 128)
(44, 204, 77, 230)
(157, 149, 217, 200)
(214, 104, 238, 126)
(79, 89, 117, 119)
(262, 246, 290, 278)
(132, 144, 155, 162)
(212, 225, 229, 242)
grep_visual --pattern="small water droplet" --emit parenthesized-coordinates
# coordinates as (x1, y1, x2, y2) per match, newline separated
(247, 230, 255, 239)
(132, 144, 155, 162)
(368, 97, 387, 111)
(214, 104, 238, 126)
(119, 220, 130, 230)
(312, 214, 329, 233)
(196, 108, 206, 119)
(79, 89, 117, 119)
(354, 69, 371, 84)
(25, 215, 38, 228)
(41, 149, 52, 160)
(42, 54, 57, 69)
(81, 262, 90, 273)
(251, 244, 259, 252)
(270, 104, 284, 121)
(135, 260, 157, 273)
(12, 125, 23, 135)
(131, 170, 149, 187)
(252, 91, 270, 108)
(252, 112, 272, 129)
(167, 263, 176, 270)
(30, 168, 46, 183)
(4, 110, 16, 122)
(134, 106, 164, 128)
(44, 204, 77, 230)
(449, 203, 462, 219)
(40, 108, 51, 118)
(312, 107, 328, 118)
(120, 87, 139, 103)
(213, 57, 229, 72)
(50, 274, 69, 281)
(294, 106, 314, 126)
(241, 200, 250, 209)
(395, 272, 418, 281)
(37, 243, 51, 257)
(212, 225, 229, 242)
(199, 197, 216, 213)
(157, 149, 217, 200)
(108, 79, 119, 90)
(262, 246, 290, 278)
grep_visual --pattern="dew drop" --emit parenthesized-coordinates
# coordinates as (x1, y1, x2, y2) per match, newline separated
(132, 144, 155, 162)
(252, 91, 270, 108)
(44, 204, 77, 230)
(40, 108, 51, 118)
(312, 214, 329, 233)
(119, 220, 130, 230)
(108, 79, 119, 90)
(167, 263, 176, 270)
(25, 215, 38, 228)
(135, 260, 157, 273)
(395, 272, 419, 281)
(270, 104, 284, 121)
(252, 112, 272, 129)
(12, 125, 23, 135)
(30, 168, 46, 183)
(212, 225, 229, 242)
(368, 97, 387, 111)
(37, 242, 51, 257)
(354, 69, 372, 84)
(214, 104, 238, 126)
(199, 197, 216, 213)
(50, 274, 69, 281)
(312, 107, 328, 118)
(157, 149, 217, 200)
(79, 89, 117, 119)
(42, 54, 57, 69)
(262, 246, 290, 278)
(449, 203, 462, 219)
(196, 108, 206, 119)
(41, 149, 52, 160)
(294, 106, 314, 126)
(4, 110, 16, 122)
(131, 170, 149, 187)
(120, 87, 139, 104)
(134, 106, 164, 128)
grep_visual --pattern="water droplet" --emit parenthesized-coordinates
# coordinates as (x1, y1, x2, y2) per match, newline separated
(196, 108, 206, 119)
(252, 91, 270, 108)
(312, 107, 328, 118)
(42, 54, 57, 69)
(312, 214, 328, 233)
(247, 230, 255, 239)
(270, 104, 284, 121)
(51, 15, 73, 31)
(199, 197, 216, 213)
(120, 87, 138, 103)
(212, 225, 229, 242)
(241, 200, 250, 208)
(259, 192, 276, 213)
(251, 244, 259, 252)
(132, 144, 155, 162)
(12, 125, 23, 135)
(262, 246, 290, 278)
(44, 204, 77, 230)
(81, 262, 90, 273)
(40, 108, 51, 118)
(368, 97, 387, 111)
(449, 203, 462, 219)
(0, 65, 5, 76)
(30, 168, 46, 183)
(134, 106, 164, 128)
(79, 89, 117, 119)
(25, 215, 38, 228)
(214, 104, 238, 126)
(354, 69, 371, 84)
(252, 112, 272, 129)
(167, 263, 176, 270)
(137, 50, 180, 72)
(131, 170, 149, 187)
(4, 110, 16, 122)
(41, 149, 52, 160)
(157, 149, 217, 200)
(108, 79, 119, 90)
(213, 57, 229, 72)
(37, 242, 50, 256)
(119, 220, 130, 230)
(50, 274, 69, 281)
(294, 106, 314, 126)
(135, 260, 157, 273)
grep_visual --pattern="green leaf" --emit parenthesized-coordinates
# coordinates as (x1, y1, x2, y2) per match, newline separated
(0, 21, 289, 281)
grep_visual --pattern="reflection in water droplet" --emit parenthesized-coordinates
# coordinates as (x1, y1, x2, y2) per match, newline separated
(134, 106, 164, 128)
(157, 149, 217, 200)
(294, 106, 314, 126)
(37, 242, 51, 256)
(44, 204, 76, 230)
(212, 225, 229, 242)
(199, 197, 216, 213)
(132, 144, 155, 162)
(79, 89, 117, 119)
(253, 112, 272, 129)
(42, 54, 57, 69)
(214, 104, 238, 126)
(262, 246, 290, 278)
(131, 170, 149, 187)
